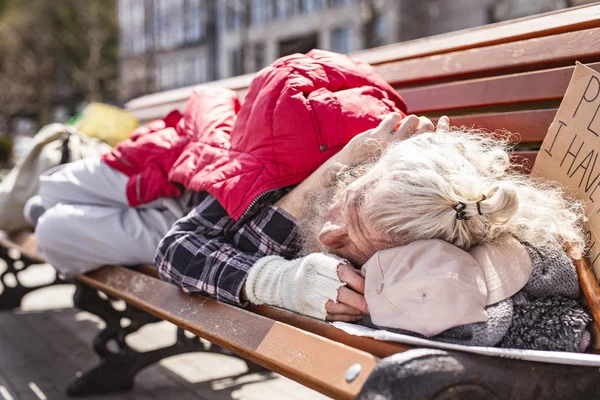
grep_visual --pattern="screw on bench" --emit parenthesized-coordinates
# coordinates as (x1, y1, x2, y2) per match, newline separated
(345, 363, 361, 382)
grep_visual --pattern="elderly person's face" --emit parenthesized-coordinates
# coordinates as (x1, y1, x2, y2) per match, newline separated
(318, 187, 391, 265)
(297, 170, 393, 266)
(297, 114, 447, 265)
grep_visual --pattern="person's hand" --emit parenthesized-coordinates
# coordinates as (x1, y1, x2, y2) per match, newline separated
(244, 253, 368, 322)
(333, 114, 427, 167)
(274, 114, 451, 219)
(334, 113, 451, 167)
(436, 115, 450, 132)
(325, 263, 368, 322)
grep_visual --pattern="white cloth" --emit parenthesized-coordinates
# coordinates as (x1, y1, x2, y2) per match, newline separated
(28, 157, 190, 275)
(246, 253, 347, 319)
(0, 123, 110, 233)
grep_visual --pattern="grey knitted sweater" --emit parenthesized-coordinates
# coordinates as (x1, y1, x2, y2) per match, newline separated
(360, 243, 591, 351)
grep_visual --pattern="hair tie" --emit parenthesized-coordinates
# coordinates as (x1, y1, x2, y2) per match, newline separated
(453, 202, 470, 220)
(476, 194, 487, 216)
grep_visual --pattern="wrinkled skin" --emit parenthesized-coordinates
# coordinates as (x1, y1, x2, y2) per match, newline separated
(274, 114, 450, 321)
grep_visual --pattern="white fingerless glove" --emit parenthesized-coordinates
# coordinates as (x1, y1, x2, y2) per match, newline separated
(245, 253, 347, 320)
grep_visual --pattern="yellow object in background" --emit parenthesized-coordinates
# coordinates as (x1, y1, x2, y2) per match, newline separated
(73, 103, 139, 147)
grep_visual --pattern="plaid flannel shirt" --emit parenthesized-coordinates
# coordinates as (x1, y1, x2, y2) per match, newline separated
(155, 192, 299, 306)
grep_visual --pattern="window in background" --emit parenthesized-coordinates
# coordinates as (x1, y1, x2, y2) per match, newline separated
(275, 0, 293, 19)
(130, 0, 147, 54)
(225, 0, 234, 29)
(185, 0, 204, 42)
(278, 33, 318, 57)
(158, 54, 207, 89)
(119, 0, 133, 56)
(252, 0, 271, 25)
(254, 42, 267, 71)
(291, 0, 301, 15)
(172, 0, 185, 46)
(161, 62, 169, 89)
(120, 0, 148, 55)
(157, 60, 176, 90)
(155, 0, 170, 48)
(230, 47, 245, 76)
(302, 0, 324, 13)
(226, 0, 246, 31)
(192, 53, 208, 83)
(330, 0, 351, 6)
(331, 25, 352, 53)
(176, 58, 187, 87)
(372, 14, 386, 46)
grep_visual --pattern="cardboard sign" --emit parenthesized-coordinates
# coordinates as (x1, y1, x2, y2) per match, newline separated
(533, 62, 600, 279)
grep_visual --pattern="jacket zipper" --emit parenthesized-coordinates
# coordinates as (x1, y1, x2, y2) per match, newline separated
(305, 97, 326, 151)
(239, 189, 279, 221)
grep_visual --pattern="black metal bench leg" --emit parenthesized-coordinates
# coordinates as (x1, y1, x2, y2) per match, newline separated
(67, 282, 265, 397)
(0, 244, 65, 310)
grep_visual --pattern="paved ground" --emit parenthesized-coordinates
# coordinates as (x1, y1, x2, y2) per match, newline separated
(0, 264, 329, 400)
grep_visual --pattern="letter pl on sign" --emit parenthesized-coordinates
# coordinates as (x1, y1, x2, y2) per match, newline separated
(533, 63, 600, 280)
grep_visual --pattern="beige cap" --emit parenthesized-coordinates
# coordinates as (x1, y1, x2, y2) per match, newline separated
(468, 236, 532, 306)
(362, 239, 489, 337)
(361, 237, 533, 337)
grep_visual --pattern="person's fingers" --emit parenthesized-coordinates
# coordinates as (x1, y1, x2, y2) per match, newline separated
(393, 115, 419, 139)
(326, 299, 365, 315)
(375, 112, 403, 135)
(337, 263, 365, 294)
(326, 313, 364, 322)
(436, 115, 450, 133)
(323, 162, 346, 185)
(415, 116, 435, 134)
(337, 286, 369, 314)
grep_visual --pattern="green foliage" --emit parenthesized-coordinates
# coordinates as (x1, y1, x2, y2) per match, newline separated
(0, 135, 13, 164)
(0, 0, 118, 129)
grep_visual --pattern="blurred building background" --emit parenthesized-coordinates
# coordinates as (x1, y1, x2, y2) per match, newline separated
(118, 0, 597, 103)
(0, 0, 596, 152)
(0, 0, 118, 164)
(118, 0, 218, 100)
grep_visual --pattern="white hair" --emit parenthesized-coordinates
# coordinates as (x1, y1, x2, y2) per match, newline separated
(346, 130, 586, 258)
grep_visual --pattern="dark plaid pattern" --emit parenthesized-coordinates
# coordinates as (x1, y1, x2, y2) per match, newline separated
(155, 193, 299, 306)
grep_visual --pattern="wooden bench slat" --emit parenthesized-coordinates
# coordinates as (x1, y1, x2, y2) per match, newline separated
(126, 57, 600, 125)
(124, 74, 255, 122)
(355, 4, 600, 65)
(78, 266, 377, 400)
(126, 73, 254, 111)
(1, 234, 43, 263)
(3, 231, 410, 365)
(134, 263, 411, 358)
(432, 109, 557, 143)
(378, 27, 600, 87)
(401, 62, 600, 114)
(575, 258, 600, 335)
(248, 305, 410, 359)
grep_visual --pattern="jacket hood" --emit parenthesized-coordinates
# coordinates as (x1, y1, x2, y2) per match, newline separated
(169, 49, 407, 220)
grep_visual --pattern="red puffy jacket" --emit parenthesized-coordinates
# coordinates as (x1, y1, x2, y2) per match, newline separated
(104, 50, 406, 220)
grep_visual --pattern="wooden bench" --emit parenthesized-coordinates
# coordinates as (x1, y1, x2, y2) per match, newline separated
(3, 4, 600, 399)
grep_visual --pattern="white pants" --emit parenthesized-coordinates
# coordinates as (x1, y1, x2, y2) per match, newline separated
(28, 158, 190, 275)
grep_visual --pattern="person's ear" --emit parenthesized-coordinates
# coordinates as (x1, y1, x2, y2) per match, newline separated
(318, 221, 349, 248)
